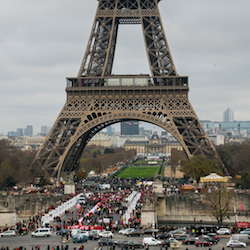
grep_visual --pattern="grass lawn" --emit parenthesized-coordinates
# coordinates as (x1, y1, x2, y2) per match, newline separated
(116, 165, 162, 178)
(134, 160, 148, 164)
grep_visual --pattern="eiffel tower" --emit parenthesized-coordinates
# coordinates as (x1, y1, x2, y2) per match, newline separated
(31, 0, 223, 180)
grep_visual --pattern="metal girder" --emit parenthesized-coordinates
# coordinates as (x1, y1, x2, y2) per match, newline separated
(31, 0, 224, 180)
(31, 82, 221, 179)
(78, 0, 177, 77)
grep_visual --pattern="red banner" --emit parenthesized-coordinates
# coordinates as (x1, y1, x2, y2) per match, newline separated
(237, 222, 249, 228)
(70, 225, 104, 231)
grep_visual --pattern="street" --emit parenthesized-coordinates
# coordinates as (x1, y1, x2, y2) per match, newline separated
(0, 233, 245, 250)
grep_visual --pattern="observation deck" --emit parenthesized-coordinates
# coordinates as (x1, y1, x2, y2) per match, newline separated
(66, 75, 188, 89)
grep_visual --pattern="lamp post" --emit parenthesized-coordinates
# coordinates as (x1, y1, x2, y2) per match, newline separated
(153, 186, 157, 230)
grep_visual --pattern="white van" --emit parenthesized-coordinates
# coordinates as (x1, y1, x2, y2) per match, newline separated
(77, 197, 86, 205)
(143, 237, 162, 246)
(231, 234, 250, 245)
(100, 184, 111, 190)
(31, 228, 52, 237)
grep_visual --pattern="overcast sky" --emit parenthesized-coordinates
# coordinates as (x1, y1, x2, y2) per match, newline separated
(1, 0, 250, 135)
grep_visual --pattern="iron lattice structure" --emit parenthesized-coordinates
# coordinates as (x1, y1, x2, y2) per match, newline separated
(31, 0, 225, 180)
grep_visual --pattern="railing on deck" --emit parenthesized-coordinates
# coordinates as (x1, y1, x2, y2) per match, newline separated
(66, 75, 188, 88)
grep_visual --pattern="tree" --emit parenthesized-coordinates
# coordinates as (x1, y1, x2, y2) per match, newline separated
(216, 143, 241, 176)
(181, 155, 222, 182)
(79, 148, 136, 174)
(216, 141, 250, 188)
(0, 140, 12, 164)
(240, 172, 250, 189)
(92, 148, 101, 158)
(39, 173, 51, 186)
(104, 148, 115, 154)
(207, 186, 231, 225)
(0, 160, 16, 189)
(76, 170, 87, 180)
(0, 139, 36, 188)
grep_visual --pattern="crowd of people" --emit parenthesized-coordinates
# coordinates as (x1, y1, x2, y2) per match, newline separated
(50, 179, 157, 233)
(1, 174, 237, 249)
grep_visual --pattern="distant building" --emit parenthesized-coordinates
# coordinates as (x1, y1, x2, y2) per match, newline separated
(7, 131, 17, 136)
(107, 126, 112, 135)
(121, 121, 139, 135)
(17, 128, 24, 136)
(88, 133, 111, 147)
(106, 126, 115, 135)
(13, 136, 46, 150)
(201, 120, 250, 134)
(139, 127, 153, 136)
(123, 133, 182, 156)
(0, 136, 9, 140)
(160, 131, 169, 138)
(41, 126, 51, 136)
(111, 135, 148, 148)
(208, 135, 224, 146)
(223, 108, 234, 122)
(25, 125, 33, 136)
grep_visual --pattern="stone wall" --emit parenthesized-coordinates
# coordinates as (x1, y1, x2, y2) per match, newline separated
(141, 204, 155, 228)
(0, 194, 65, 227)
(164, 192, 250, 216)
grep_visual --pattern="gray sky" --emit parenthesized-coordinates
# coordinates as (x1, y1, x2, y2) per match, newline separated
(1, 0, 250, 135)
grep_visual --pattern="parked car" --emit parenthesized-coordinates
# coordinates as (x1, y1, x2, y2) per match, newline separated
(79, 230, 89, 238)
(198, 235, 219, 244)
(195, 240, 212, 247)
(162, 237, 178, 247)
(88, 232, 100, 240)
(124, 240, 144, 249)
(119, 228, 134, 235)
(206, 233, 220, 242)
(183, 237, 198, 245)
(216, 228, 231, 235)
(72, 234, 88, 243)
(240, 228, 250, 233)
(99, 231, 113, 238)
(175, 234, 190, 242)
(126, 229, 144, 237)
(142, 237, 161, 246)
(240, 229, 250, 235)
(226, 239, 246, 248)
(157, 232, 171, 239)
(90, 229, 101, 235)
(70, 228, 81, 236)
(172, 228, 187, 233)
(31, 228, 51, 237)
(98, 238, 117, 246)
(231, 234, 250, 245)
(172, 229, 187, 237)
(117, 240, 129, 247)
(0, 230, 16, 237)
(143, 228, 159, 235)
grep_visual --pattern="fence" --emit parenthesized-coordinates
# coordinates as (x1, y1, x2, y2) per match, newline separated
(41, 193, 82, 226)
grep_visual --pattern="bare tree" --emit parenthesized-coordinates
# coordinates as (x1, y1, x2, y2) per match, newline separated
(207, 185, 231, 225)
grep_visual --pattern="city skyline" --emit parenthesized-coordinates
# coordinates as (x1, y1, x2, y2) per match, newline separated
(1, 1, 250, 135)
(4, 115, 250, 136)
